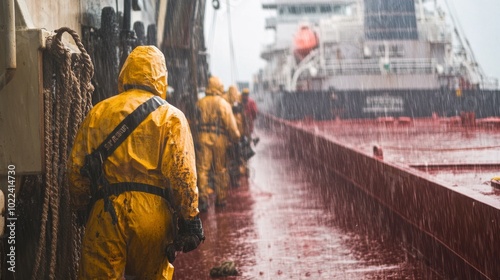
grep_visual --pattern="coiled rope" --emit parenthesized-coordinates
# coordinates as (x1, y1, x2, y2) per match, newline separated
(31, 27, 94, 280)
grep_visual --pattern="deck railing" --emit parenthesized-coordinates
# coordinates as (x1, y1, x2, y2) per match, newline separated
(323, 58, 437, 75)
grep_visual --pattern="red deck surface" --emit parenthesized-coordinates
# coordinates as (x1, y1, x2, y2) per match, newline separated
(172, 127, 444, 279)
(267, 115, 500, 278)
(292, 117, 500, 201)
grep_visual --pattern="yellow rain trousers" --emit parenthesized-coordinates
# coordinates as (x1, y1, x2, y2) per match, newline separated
(68, 46, 199, 280)
(196, 77, 240, 205)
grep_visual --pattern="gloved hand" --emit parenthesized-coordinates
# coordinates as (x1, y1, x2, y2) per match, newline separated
(239, 137, 255, 160)
(166, 243, 177, 263)
(177, 216, 205, 253)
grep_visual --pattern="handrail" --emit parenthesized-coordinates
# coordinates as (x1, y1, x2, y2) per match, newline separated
(323, 58, 437, 75)
(0, 0, 17, 92)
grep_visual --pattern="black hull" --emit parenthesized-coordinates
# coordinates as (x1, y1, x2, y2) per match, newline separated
(256, 89, 500, 120)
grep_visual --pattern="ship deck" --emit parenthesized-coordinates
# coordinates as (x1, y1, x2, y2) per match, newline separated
(173, 126, 445, 279)
(290, 117, 500, 202)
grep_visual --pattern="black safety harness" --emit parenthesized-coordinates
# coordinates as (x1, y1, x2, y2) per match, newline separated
(197, 122, 227, 135)
(80, 95, 174, 225)
(197, 96, 230, 136)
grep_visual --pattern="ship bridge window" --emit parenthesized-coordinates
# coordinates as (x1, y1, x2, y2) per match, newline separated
(333, 5, 345, 14)
(285, 5, 322, 15)
(377, 45, 385, 56)
(376, 44, 405, 57)
(390, 45, 405, 57)
(320, 5, 332, 13)
(303, 6, 317, 14)
(288, 6, 300, 14)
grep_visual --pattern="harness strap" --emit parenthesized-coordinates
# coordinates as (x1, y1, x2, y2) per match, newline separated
(93, 182, 175, 210)
(197, 123, 227, 135)
(95, 96, 167, 159)
(81, 96, 168, 225)
(91, 182, 175, 224)
(93, 182, 172, 204)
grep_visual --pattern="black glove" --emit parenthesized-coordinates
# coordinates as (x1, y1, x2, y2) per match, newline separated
(232, 103, 242, 114)
(166, 243, 177, 263)
(239, 137, 255, 160)
(177, 216, 205, 253)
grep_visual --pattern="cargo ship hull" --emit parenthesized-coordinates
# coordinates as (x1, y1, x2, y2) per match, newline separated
(256, 89, 500, 120)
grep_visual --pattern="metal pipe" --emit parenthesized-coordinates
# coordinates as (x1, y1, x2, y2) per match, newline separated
(290, 50, 318, 91)
(123, 0, 131, 31)
(0, 0, 17, 91)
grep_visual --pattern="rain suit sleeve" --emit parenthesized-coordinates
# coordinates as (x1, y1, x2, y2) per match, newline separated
(68, 114, 93, 211)
(161, 109, 200, 220)
(219, 98, 241, 142)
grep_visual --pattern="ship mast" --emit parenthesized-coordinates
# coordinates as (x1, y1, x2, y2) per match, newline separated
(226, 0, 239, 84)
(442, 0, 485, 86)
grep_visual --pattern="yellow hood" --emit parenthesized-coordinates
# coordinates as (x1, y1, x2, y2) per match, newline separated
(226, 85, 241, 104)
(118, 46, 168, 99)
(205, 76, 224, 96)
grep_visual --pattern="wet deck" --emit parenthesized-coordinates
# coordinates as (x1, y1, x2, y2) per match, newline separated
(291, 117, 500, 201)
(172, 127, 444, 279)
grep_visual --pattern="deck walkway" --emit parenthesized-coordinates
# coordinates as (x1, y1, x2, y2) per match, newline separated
(172, 127, 443, 279)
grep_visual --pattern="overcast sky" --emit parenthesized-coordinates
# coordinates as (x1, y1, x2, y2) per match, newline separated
(204, 0, 500, 89)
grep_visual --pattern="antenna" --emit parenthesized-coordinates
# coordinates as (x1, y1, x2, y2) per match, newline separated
(226, 0, 239, 84)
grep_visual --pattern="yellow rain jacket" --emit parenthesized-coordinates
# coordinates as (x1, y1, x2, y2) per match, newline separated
(196, 77, 240, 206)
(68, 46, 199, 280)
(223, 85, 244, 134)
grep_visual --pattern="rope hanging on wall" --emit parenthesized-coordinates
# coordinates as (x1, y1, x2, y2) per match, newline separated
(30, 27, 94, 280)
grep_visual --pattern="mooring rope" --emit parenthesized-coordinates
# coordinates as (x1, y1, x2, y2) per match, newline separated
(31, 27, 94, 280)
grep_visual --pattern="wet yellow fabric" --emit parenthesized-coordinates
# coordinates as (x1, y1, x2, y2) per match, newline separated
(68, 46, 198, 279)
(79, 196, 174, 279)
(118, 45, 168, 100)
(224, 85, 241, 104)
(196, 79, 240, 204)
(205, 76, 224, 96)
(223, 86, 244, 134)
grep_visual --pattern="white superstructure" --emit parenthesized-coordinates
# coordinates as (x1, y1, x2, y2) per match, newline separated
(256, 0, 498, 94)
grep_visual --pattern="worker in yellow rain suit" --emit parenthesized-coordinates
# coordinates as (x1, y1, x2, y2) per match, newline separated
(223, 86, 244, 187)
(68, 46, 204, 280)
(196, 76, 240, 210)
(223, 85, 244, 137)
